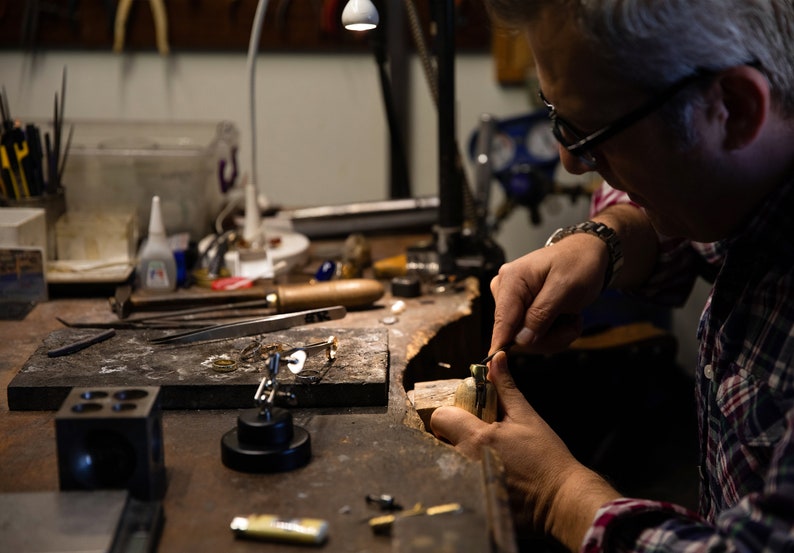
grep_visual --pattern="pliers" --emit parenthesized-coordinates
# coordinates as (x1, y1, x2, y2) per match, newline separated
(113, 0, 169, 55)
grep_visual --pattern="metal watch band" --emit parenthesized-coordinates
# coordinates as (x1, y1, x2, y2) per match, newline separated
(544, 221, 624, 289)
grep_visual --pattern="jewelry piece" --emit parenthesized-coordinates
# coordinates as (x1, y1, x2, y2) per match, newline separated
(212, 358, 238, 373)
(239, 341, 262, 362)
(239, 341, 287, 363)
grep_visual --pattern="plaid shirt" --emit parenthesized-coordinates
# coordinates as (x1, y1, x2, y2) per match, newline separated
(580, 180, 794, 552)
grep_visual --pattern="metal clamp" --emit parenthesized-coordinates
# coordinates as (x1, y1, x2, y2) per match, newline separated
(282, 336, 338, 374)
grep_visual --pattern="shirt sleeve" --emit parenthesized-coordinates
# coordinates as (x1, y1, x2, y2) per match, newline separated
(590, 181, 710, 306)
(581, 498, 704, 553)
(581, 406, 794, 553)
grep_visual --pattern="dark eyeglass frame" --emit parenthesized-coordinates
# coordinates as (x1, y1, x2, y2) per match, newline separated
(539, 67, 717, 166)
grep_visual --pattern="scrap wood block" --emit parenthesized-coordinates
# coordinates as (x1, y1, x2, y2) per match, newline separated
(410, 379, 463, 430)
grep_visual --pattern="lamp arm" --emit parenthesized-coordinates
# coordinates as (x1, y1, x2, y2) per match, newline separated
(247, 0, 270, 199)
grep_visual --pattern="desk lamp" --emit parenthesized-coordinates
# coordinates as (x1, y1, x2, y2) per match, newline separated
(345, 1, 476, 269)
(342, 0, 380, 31)
(347, 0, 505, 354)
(247, 0, 381, 206)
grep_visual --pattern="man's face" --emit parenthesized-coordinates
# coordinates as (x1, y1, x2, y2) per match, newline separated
(527, 10, 716, 239)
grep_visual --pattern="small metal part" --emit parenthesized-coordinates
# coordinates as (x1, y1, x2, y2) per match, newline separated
(212, 358, 237, 373)
(381, 316, 398, 325)
(366, 494, 402, 511)
(276, 389, 298, 406)
(254, 353, 282, 411)
(368, 502, 463, 535)
(292, 336, 338, 361)
(390, 275, 421, 298)
(471, 363, 488, 419)
(282, 336, 338, 375)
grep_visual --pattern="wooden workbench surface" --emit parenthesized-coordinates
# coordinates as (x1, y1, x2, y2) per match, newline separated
(0, 273, 510, 551)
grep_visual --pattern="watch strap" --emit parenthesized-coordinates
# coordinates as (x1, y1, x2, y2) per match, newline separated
(544, 221, 624, 290)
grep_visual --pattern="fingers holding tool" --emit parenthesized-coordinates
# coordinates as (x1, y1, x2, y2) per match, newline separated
(430, 352, 594, 536)
(430, 351, 554, 454)
(490, 245, 592, 356)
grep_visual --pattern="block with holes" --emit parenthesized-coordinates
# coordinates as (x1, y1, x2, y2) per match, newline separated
(55, 386, 166, 500)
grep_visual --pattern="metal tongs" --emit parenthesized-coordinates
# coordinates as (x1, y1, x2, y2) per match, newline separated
(149, 306, 346, 345)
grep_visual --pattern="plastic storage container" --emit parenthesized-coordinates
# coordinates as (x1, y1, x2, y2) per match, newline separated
(59, 120, 231, 241)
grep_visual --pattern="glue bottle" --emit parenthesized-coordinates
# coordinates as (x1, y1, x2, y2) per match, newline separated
(136, 195, 177, 292)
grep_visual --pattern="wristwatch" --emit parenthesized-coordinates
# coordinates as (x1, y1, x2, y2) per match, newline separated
(545, 220, 624, 289)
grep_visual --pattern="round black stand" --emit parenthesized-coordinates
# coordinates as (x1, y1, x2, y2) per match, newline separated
(221, 407, 311, 473)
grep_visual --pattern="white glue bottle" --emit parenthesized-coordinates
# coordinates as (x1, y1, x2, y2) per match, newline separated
(136, 195, 177, 292)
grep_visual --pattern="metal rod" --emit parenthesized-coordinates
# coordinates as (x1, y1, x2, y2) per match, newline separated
(434, 0, 462, 274)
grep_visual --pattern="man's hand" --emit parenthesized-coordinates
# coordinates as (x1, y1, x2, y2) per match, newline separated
(430, 352, 621, 550)
(490, 232, 607, 355)
(489, 205, 658, 357)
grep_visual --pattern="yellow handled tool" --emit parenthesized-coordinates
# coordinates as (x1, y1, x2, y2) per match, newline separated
(13, 140, 30, 197)
(0, 145, 20, 199)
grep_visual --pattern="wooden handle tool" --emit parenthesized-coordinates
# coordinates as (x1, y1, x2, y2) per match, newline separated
(112, 279, 385, 318)
(270, 279, 385, 312)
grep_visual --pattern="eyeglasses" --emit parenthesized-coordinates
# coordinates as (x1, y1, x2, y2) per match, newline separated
(539, 68, 714, 167)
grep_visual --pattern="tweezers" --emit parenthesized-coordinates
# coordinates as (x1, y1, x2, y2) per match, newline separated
(149, 305, 347, 345)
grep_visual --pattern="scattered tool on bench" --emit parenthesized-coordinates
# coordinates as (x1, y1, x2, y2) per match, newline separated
(46, 328, 116, 357)
(58, 298, 277, 329)
(148, 305, 347, 345)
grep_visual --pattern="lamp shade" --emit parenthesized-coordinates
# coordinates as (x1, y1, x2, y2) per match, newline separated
(342, 0, 379, 31)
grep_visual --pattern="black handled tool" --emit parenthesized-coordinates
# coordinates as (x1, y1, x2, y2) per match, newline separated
(47, 329, 116, 357)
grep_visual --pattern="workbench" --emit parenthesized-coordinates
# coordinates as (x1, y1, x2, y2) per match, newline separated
(0, 256, 515, 551)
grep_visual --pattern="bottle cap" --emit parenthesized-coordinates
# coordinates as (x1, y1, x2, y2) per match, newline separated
(148, 195, 165, 236)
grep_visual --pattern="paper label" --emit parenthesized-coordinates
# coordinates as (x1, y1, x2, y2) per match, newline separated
(145, 260, 171, 288)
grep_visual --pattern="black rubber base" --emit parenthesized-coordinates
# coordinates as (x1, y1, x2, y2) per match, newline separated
(221, 407, 311, 473)
(221, 426, 311, 473)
